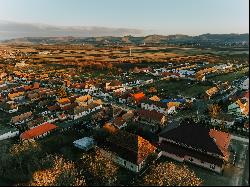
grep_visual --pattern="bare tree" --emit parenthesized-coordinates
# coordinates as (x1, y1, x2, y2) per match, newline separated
(142, 162, 202, 186)
(208, 104, 221, 118)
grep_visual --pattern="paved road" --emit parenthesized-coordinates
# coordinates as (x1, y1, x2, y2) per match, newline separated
(242, 144, 249, 186)
(230, 135, 249, 186)
(231, 135, 249, 143)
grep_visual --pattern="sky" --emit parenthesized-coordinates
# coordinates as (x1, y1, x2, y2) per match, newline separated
(0, 0, 249, 35)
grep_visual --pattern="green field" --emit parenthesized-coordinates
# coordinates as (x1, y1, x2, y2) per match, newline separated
(208, 68, 249, 83)
(143, 79, 211, 98)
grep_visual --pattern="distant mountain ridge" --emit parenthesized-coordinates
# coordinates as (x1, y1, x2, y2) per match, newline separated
(0, 20, 144, 41)
(2, 33, 249, 46)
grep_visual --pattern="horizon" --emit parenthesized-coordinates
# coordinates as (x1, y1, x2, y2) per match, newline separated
(0, 20, 249, 41)
(0, 0, 249, 39)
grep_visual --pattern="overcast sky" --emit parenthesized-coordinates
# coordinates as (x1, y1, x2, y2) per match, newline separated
(0, 0, 249, 35)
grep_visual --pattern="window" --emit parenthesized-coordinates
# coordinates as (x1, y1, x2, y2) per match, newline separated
(210, 165, 215, 169)
(124, 161, 126, 166)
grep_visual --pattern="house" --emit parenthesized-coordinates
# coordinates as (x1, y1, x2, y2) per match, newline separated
(131, 92, 146, 104)
(140, 67, 152, 73)
(27, 92, 40, 102)
(149, 95, 161, 102)
(61, 102, 78, 112)
(99, 127, 157, 172)
(159, 122, 231, 173)
(73, 137, 95, 151)
(47, 105, 60, 113)
(87, 100, 103, 112)
(70, 105, 87, 119)
(57, 98, 71, 108)
(8, 92, 25, 101)
(141, 99, 168, 114)
(0, 101, 18, 113)
(106, 80, 123, 91)
(136, 109, 166, 133)
(75, 94, 93, 106)
(68, 95, 81, 103)
(162, 72, 180, 79)
(11, 111, 33, 124)
(121, 110, 134, 122)
(58, 113, 67, 121)
(117, 92, 131, 104)
(0, 127, 19, 141)
(243, 91, 249, 102)
(205, 87, 219, 99)
(112, 117, 127, 129)
(228, 97, 249, 118)
(20, 123, 58, 140)
(235, 99, 249, 117)
(0, 83, 8, 92)
(178, 69, 195, 77)
(133, 67, 152, 74)
(27, 117, 46, 129)
(241, 78, 249, 90)
(71, 99, 103, 119)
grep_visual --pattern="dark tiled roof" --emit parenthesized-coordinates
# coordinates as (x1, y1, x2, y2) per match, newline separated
(159, 141, 224, 167)
(137, 109, 165, 122)
(159, 122, 224, 156)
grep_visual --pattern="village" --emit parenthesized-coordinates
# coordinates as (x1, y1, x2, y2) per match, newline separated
(0, 44, 249, 186)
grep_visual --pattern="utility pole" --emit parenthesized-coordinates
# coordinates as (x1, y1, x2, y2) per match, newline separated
(129, 48, 132, 56)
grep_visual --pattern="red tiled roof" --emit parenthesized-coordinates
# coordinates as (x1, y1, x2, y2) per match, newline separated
(20, 123, 58, 139)
(131, 92, 145, 101)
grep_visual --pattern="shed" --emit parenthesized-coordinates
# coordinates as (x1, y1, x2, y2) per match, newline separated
(73, 137, 95, 151)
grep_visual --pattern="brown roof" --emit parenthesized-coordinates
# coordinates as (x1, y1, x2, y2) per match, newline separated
(11, 111, 32, 123)
(48, 105, 60, 111)
(61, 102, 77, 111)
(102, 129, 156, 165)
(109, 80, 122, 86)
(137, 109, 164, 122)
(113, 117, 126, 128)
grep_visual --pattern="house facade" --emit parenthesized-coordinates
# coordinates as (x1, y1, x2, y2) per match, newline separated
(158, 122, 231, 173)
(99, 127, 157, 173)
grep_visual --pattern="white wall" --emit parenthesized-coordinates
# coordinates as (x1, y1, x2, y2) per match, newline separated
(100, 149, 140, 172)
(0, 131, 19, 141)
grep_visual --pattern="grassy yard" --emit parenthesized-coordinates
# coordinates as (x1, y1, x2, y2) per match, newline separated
(207, 68, 248, 83)
(143, 79, 210, 97)
(183, 83, 211, 97)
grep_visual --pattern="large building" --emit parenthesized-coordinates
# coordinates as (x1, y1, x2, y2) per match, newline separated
(20, 123, 58, 140)
(159, 121, 231, 173)
(99, 125, 157, 173)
